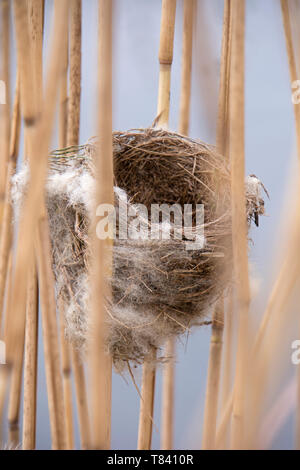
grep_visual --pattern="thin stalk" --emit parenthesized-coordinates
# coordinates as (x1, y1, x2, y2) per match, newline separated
(0, 73, 21, 329)
(22, 264, 39, 449)
(161, 340, 175, 449)
(229, 0, 250, 450)
(0, 0, 11, 222)
(71, 349, 91, 449)
(157, 0, 177, 127)
(138, 351, 156, 450)
(88, 0, 113, 450)
(36, 215, 67, 450)
(155, 0, 177, 452)
(281, 0, 300, 160)
(201, 0, 232, 450)
(178, 0, 195, 136)
(59, 300, 74, 450)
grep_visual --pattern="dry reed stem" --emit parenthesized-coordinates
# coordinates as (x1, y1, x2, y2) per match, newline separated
(161, 340, 175, 450)
(21, 1, 44, 450)
(137, 352, 157, 450)
(88, 0, 113, 449)
(0, 73, 20, 328)
(67, 0, 81, 146)
(7, 319, 25, 448)
(27, 0, 44, 106)
(229, 0, 250, 450)
(0, 253, 13, 439)
(157, 0, 176, 127)
(202, 300, 224, 449)
(0, 0, 11, 222)
(8, 0, 69, 449)
(281, 0, 300, 448)
(201, 0, 232, 450)
(281, 0, 300, 160)
(178, 0, 195, 136)
(7, 0, 69, 364)
(58, 15, 74, 451)
(22, 263, 39, 450)
(219, 292, 234, 448)
(216, 0, 232, 156)
(36, 215, 67, 450)
(66, 0, 90, 449)
(59, 300, 74, 450)
(160, 0, 183, 452)
(156, 0, 176, 451)
(71, 349, 91, 449)
(246, 243, 300, 447)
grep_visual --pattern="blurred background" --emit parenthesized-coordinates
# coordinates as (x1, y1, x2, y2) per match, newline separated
(3, 0, 299, 449)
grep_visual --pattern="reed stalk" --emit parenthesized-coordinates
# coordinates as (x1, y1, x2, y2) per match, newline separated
(88, 0, 113, 449)
(161, 339, 175, 450)
(202, 0, 232, 450)
(71, 349, 91, 449)
(0, 73, 20, 329)
(36, 215, 67, 450)
(67, 0, 81, 147)
(157, 0, 177, 127)
(8, 0, 69, 450)
(21, 0, 44, 450)
(178, 0, 195, 136)
(202, 300, 224, 449)
(59, 299, 74, 449)
(65, 0, 91, 450)
(0, 0, 11, 223)
(280, 0, 300, 161)
(161, 0, 193, 451)
(228, 0, 250, 450)
(147, 0, 176, 451)
(137, 351, 156, 450)
(22, 263, 39, 449)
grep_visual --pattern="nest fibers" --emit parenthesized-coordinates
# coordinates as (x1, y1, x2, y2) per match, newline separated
(11, 128, 265, 368)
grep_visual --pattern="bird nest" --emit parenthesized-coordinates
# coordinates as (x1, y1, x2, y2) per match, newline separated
(12, 128, 264, 368)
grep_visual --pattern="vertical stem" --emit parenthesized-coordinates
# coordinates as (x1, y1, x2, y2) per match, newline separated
(89, 0, 113, 450)
(178, 0, 195, 136)
(71, 349, 91, 449)
(21, 0, 44, 450)
(66, 0, 90, 450)
(229, 0, 250, 450)
(161, 339, 175, 450)
(145, 0, 176, 452)
(0, 74, 21, 328)
(36, 216, 67, 450)
(202, 300, 224, 449)
(59, 300, 74, 450)
(22, 264, 39, 450)
(157, 0, 177, 127)
(0, 0, 11, 222)
(202, 0, 232, 450)
(137, 352, 156, 450)
(281, 0, 300, 160)
(67, 0, 81, 146)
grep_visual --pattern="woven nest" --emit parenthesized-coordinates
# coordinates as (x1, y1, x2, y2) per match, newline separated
(12, 128, 264, 368)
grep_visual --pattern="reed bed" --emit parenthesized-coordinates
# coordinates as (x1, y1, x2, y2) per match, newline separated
(0, 0, 299, 451)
